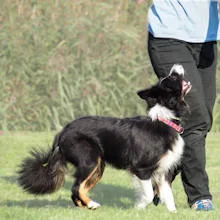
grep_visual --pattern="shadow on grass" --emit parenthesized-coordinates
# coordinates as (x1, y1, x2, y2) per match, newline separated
(1, 175, 17, 183)
(2, 199, 71, 208)
(2, 176, 135, 209)
(63, 180, 135, 209)
(85, 182, 135, 209)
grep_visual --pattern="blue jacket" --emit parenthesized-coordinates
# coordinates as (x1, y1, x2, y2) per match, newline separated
(148, 0, 220, 42)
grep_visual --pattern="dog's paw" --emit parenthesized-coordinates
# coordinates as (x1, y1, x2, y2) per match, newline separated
(135, 203, 147, 210)
(135, 200, 149, 210)
(167, 206, 177, 212)
(87, 200, 101, 210)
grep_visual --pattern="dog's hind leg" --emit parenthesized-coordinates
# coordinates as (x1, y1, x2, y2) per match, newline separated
(158, 174, 176, 212)
(72, 157, 105, 209)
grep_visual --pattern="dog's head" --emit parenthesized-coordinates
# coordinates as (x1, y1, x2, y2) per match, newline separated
(137, 64, 191, 117)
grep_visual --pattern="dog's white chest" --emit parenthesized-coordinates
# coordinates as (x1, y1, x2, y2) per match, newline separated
(157, 135, 184, 173)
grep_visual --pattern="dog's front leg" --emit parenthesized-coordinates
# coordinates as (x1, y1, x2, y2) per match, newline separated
(158, 175, 176, 212)
(133, 175, 154, 209)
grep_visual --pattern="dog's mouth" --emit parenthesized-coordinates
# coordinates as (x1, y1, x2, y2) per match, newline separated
(182, 80, 192, 96)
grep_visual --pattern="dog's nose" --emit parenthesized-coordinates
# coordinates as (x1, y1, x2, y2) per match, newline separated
(170, 64, 184, 76)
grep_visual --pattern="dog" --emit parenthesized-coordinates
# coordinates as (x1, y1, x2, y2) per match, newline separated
(18, 64, 191, 212)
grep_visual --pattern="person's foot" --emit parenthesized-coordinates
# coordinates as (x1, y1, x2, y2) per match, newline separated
(191, 199, 214, 211)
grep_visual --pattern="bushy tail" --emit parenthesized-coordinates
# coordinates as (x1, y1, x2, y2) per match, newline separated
(18, 146, 66, 195)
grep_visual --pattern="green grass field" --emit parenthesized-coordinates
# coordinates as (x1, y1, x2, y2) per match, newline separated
(0, 132, 220, 220)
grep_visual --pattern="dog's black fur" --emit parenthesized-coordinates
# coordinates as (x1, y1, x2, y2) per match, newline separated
(18, 65, 191, 210)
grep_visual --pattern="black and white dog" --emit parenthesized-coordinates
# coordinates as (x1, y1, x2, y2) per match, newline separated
(18, 64, 191, 212)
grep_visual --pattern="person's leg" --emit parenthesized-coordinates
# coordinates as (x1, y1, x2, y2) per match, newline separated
(147, 33, 215, 207)
(182, 41, 217, 208)
(197, 41, 217, 132)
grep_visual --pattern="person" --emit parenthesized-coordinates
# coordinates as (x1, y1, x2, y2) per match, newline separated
(136, 0, 220, 211)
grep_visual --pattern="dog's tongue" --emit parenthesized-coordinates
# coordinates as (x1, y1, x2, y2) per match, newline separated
(182, 80, 192, 95)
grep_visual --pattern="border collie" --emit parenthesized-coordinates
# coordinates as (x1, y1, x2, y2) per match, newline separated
(18, 64, 191, 212)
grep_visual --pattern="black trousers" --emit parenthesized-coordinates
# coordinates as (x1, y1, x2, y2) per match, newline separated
(148, 33, 217, 206)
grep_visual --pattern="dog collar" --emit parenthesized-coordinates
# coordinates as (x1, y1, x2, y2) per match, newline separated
(157, 116, 184, 134)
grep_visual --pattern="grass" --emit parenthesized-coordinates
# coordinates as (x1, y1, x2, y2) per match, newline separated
(0, 0, 152, 131)
(0, 132, 220, 220)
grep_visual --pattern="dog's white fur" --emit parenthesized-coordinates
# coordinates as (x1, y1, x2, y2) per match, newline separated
(148, 104, 177, 121)
(88, 200, 101, 210)
(170, 64, 184, 76)
(133, 176, 154, 210)
(133, 124, 184, 212)
(133, 64, 185, 212)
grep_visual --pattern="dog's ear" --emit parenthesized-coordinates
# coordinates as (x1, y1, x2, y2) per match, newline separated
(137, 88, 157, 107)
(137, 88, 152, 100)
(137, 87, 158, 99)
